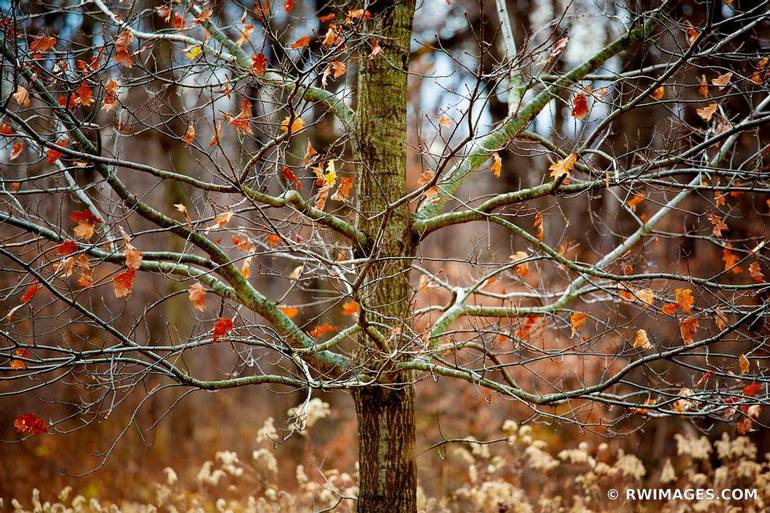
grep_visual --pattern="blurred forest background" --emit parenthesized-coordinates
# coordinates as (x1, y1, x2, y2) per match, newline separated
(2, 0, 769, 508)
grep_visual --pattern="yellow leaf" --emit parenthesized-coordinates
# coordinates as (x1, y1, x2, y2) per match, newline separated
(490, 152, 502, 178)
(323, 159, 337, 188)
(548, 153, 577, 179)
(280, 115, 305, 134)
(186, 45, 203, 59)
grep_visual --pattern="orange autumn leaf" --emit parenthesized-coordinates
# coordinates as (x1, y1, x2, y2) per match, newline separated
(739, 354, 750, 375)
(569, 311, 588, 338)
(627, 194, 645, 211)
(549, 153, 577, 179)
(571, 92, 588, 119)
(331, 176, 354, 202)
(193, 7, 213, 25)
(70, 209, 100, 240)
(181, 122, 196, 145)
(510, 251, 529, 277)
(113, 269, 136, 298)
(631, 398, 657, 415)
(284, 0, 295, 13)
(74, 82, 95, 107)
(223, 99, 253, 135)
(698, 74, 710, 98)
(696, 102, 718, 122)
(330, 60, 346, 79)
(711, 72, 732, 90)
(113, 30, 133, 68)
(636, 288, 655, 307)
(679, 316, 699, 345)
(251, 53, 267, 75)
(30, 35, 57, 54)
(490, 152, 502, 178)
(303, 140, 317, 168)
(266, 234, 281, 247)
(212, 317, 234, 343)
(188, 283, 207, 312)
(103, 79, 120, 112)
(322, 25, 340, 47)
(120, 229, 143, 270)
(240, 257, 252, 278)
(533, 212, 544, 242)
(279, 305, 299, 318)
(675, 288, 695, 313)
(11, 348, 32, 370)
(341, 300, 359, 316)
(309, 323, 337, 338)
(292, 36, 312, 49)
(707, 213, 727, 237)
(634, 329, 652, 350)
(722, 244, 742, 274)
(749, 261, 764, 283)
(212, 211, 234, 229)
(651, 86, 665, 100)
(280, 115, 304, 134)
(209, 120, 222, 147)
(714, 306, 728, 330)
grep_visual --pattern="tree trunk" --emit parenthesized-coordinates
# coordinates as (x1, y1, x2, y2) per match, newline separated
(352, 0, 417, 512)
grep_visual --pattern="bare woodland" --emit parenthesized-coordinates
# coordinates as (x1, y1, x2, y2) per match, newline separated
(2, 0, 770, 512)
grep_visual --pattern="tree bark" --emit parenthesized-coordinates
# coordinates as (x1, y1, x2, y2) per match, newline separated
(352, 0, 417, 512)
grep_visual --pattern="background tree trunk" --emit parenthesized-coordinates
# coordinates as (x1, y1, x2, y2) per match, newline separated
(353, 0, 417, 511)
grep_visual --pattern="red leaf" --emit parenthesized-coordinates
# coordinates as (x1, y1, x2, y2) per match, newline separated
(70, 210, 101, 225)
(743, 383, 762, 396)
(20, 283, 42, 304)
(14, 413, 48, 435)
(251, 53, 267, 76)
(571, 92, 588, 120)
(46, 138, 67, 164)
(30, 35, 57, 54)
(284, 0, 295, 13)
(281, 166, 302, 190)
(213, 317, 234, 343)
(7, 142, 24, 162)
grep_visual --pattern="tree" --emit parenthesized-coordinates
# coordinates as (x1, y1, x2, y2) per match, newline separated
(2, 1, 770, 512)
